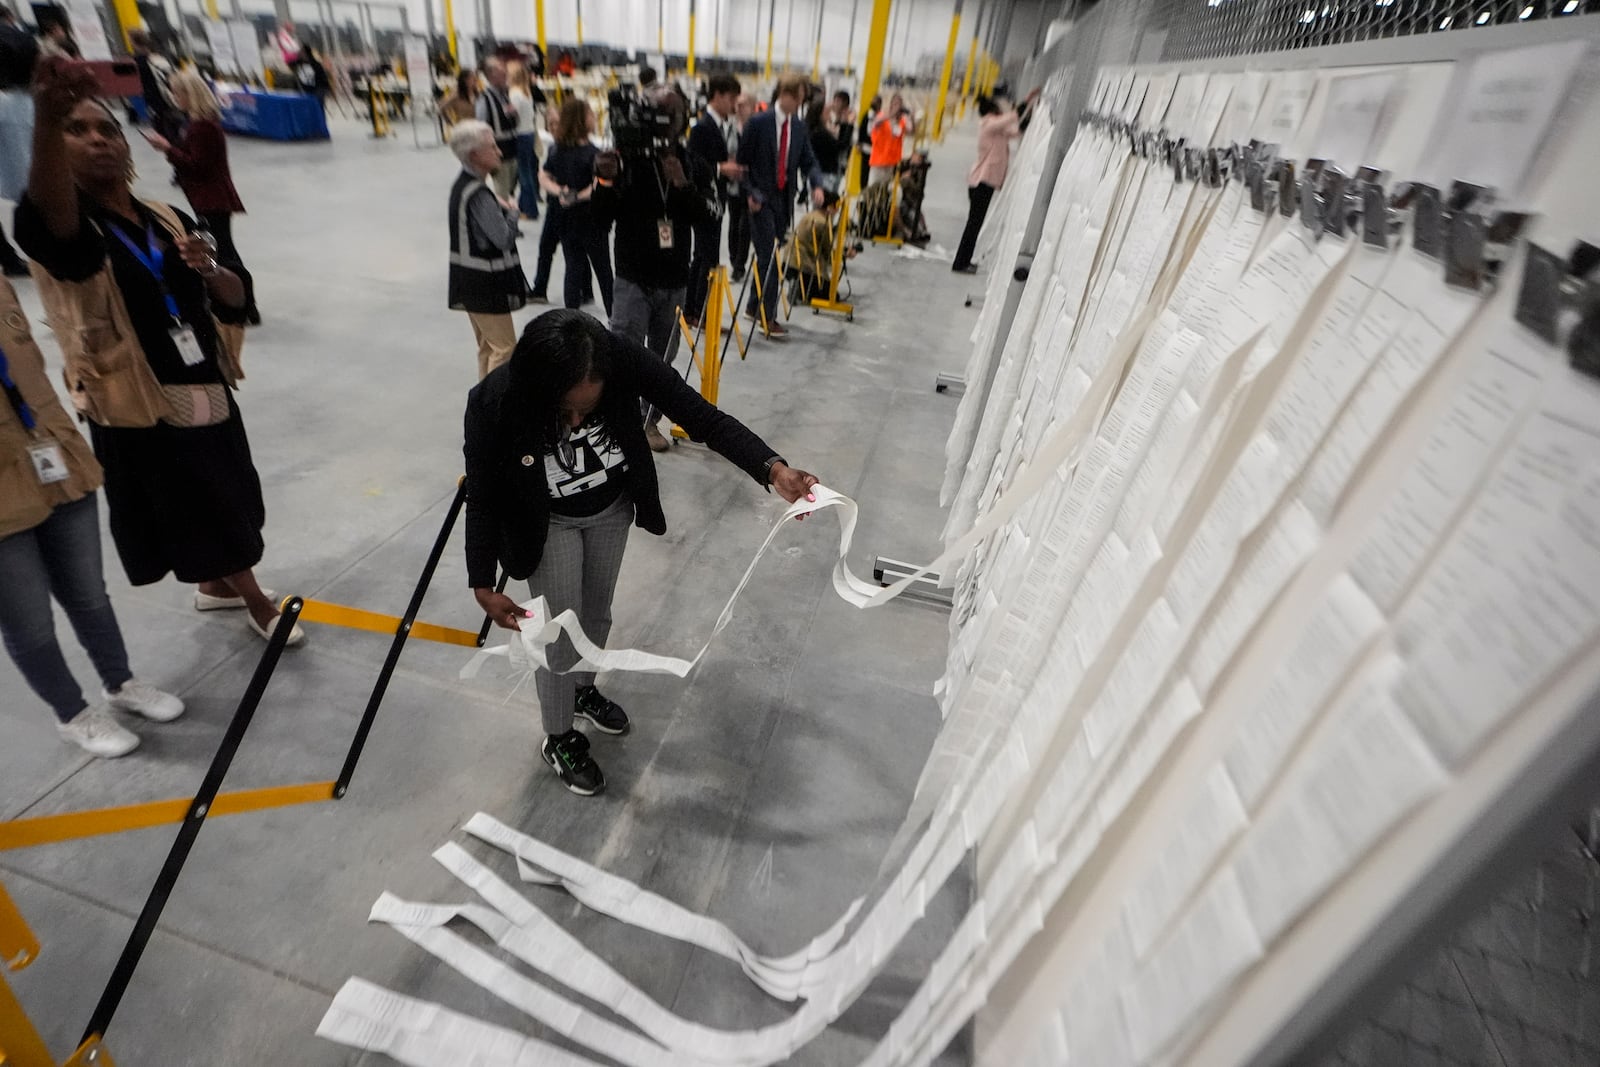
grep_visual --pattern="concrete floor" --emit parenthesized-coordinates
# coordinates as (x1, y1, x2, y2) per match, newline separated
(2, 109, 990, 1064)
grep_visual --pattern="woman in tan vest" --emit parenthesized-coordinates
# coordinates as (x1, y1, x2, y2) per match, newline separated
(0, 277, 183, 756)
(15, 58, 302, 645)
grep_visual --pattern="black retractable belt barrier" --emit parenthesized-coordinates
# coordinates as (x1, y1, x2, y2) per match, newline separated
(331, 478, 468, 798)
(82, 597, 306, 1045)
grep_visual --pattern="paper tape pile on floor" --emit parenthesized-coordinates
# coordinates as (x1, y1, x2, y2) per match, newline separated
(319, 41, 1600, 1067)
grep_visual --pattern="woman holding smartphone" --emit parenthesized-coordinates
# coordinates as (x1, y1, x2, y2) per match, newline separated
(142, 69, 258, 325)
(16, 57, 300, 646)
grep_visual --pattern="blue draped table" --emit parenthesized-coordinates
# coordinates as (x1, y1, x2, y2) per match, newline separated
(214, 89, 329, 141)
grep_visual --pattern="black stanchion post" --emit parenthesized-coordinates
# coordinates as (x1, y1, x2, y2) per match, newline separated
(81, 597, 305, 1046)
(476, 570, 510, 647)
(332, 478, 468, 798)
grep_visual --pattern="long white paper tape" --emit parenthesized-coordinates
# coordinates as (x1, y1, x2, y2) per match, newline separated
(463, 813, 862, 999)
(381, 920, 704, 1067)
(463, 366, 1120, 683)
(388, 850, 819, 1064)
(317, 977, 605, 1066)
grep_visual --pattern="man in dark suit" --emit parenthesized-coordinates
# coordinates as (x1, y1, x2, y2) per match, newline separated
(736, 73, 825, 341)
(684, 72, 744, 328)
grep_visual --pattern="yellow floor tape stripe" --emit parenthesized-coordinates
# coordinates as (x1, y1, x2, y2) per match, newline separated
(294, 600, 480, 648)
(0, 782, 337, 852)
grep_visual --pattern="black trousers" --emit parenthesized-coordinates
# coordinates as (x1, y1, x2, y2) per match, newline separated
(531, 205, 563, 297)
(558, 207, 613, 316)
(744, 202, 791, 323)
(197, 212, 257, 318)
(952, 182, 996, 270)
(726, 195, 750, 277)
(686, 215, 721, 323)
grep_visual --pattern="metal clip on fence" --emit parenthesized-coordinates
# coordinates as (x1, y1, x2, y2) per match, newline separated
(1515, 239, 1600, 380)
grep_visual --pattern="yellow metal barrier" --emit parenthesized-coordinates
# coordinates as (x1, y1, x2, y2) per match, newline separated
(3, 881, 118, 1067)
(873, 171, 905, 248)
(811, 194, 856, 319)
(671, 266, 739, 440)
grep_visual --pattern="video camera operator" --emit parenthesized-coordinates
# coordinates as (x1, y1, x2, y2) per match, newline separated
(591, 84, 715, 452)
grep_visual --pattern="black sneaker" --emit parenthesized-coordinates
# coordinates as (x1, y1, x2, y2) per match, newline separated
(541, 729, 605, 795)
(575, 685, 631, 735)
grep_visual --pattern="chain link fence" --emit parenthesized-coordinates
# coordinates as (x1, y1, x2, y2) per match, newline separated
(1318, 807, 1600, 1066)
(1145, 0, 1600, 61)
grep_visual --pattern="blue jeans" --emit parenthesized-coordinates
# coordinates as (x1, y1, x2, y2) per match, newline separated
(516, 133, 541, 219)
(0, 494, 132, 722)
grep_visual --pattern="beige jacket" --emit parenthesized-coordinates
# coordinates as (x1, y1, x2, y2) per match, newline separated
(27, 200, 243, 429)
(0, 277, 103, 540)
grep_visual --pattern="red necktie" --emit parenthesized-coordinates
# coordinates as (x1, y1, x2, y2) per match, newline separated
(777, 117, 790, 191)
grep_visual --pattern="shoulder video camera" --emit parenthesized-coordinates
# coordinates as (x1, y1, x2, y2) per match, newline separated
(607, 86, 675, 161)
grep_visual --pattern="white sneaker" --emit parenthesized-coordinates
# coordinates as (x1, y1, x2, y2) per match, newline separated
(194, 587, 278, 612)
(103, 679, 185, 723)
(247, 613, 306, 648)
(58, 707, 140, 758)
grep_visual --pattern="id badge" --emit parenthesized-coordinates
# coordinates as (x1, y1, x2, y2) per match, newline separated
(170, 324, 205, 367)
(657, 219, 675, 250)
(28, 440, 68, 485)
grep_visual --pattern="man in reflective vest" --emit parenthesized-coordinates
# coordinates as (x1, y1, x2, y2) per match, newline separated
(448, 119, 530, 379)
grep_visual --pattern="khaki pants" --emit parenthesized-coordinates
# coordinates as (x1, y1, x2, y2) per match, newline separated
(469, 312, 517, 379)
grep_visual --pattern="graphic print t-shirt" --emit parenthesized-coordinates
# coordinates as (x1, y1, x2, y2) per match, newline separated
(545, 418, 629, 517)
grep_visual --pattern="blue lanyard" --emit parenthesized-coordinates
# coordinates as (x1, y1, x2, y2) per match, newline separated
(105, 221, 184, 322)
(0, 345, 37, 431)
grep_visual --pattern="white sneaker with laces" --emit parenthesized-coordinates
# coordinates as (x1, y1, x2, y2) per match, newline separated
(102, 679, 185, 723)
(58, 707, 140, 758)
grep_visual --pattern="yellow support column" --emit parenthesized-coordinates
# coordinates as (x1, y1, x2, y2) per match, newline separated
(843, 0, 859, 74)
(931, 0, 961, 140)
(687, 0, 696, 76)
(576, 0, 584, 46)
(108, 0, 140, 49)
(783, 0, 793, 69)
(857, 0, 893, 169)
(764, 0, 775, 78)
(811, 0, 826, 80)
(444, 0, 457, 61)
(205, 0, 220, 19)
(814, 0, 890, 321)
(658, 0, 664, 52)
(957, 17, 977, 118)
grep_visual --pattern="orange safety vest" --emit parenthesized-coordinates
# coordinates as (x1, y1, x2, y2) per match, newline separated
(869, 115, 909, 168)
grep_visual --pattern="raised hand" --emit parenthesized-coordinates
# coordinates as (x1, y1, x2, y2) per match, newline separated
(33, 56, 100, 126)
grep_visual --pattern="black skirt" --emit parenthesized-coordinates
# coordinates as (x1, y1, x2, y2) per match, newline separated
(90, 393, 266, 586)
